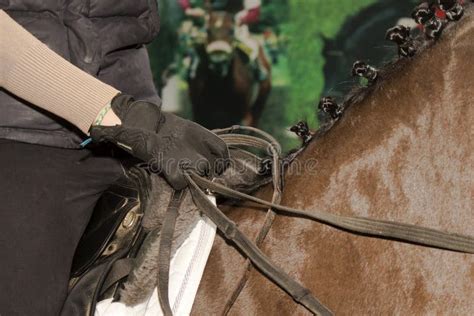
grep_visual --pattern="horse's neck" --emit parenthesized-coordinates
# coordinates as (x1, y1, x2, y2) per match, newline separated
(193, 7, 474, 316)
(285, 16, 473, 235)
(230, 13, 474, 313)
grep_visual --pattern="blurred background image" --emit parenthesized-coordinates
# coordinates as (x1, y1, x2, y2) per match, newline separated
(147, 0, 419, 152)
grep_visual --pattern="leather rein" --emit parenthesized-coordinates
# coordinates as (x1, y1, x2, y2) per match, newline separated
(157, 126, 474, 316)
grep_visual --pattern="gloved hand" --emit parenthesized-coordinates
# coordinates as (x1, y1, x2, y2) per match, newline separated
(90, 94, 229, 189)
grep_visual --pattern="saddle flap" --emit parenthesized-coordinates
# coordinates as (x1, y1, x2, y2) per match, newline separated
(71, 177, 140, 278)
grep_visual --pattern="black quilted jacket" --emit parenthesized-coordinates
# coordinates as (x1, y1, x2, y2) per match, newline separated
(0, 0, 161, 148)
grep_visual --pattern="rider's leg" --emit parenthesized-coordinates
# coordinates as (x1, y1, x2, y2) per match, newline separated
(0, 139, 123, 316)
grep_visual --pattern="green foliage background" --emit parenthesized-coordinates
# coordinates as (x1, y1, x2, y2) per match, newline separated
(286, 0, 376, 129)
(147, 0, 379, 151)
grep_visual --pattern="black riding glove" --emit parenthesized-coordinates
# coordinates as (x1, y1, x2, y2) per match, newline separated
(90, 94, 229, 189)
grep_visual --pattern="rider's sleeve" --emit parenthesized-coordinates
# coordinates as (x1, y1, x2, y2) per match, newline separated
(0, 10, 119, 134)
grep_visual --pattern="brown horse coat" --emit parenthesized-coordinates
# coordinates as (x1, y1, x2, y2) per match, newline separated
(193, 5, 474, 316)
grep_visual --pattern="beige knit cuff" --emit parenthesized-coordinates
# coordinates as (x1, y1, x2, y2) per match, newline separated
(0, 10, 120, 134)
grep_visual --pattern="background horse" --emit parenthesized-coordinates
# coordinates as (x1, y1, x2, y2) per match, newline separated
(188, 10, 271, 129)
(193, 4, 474, 315)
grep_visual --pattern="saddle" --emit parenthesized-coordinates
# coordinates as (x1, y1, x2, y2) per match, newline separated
(62, 145, 270, 315)
(62, 167, 148, 315)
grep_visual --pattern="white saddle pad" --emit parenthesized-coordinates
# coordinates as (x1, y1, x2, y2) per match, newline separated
(95, 196, 217, 316)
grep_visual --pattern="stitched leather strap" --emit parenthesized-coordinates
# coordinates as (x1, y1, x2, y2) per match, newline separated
(157, 190, 186, 316)
(215, 127, 284, 315)
(189, 172, 474, 254)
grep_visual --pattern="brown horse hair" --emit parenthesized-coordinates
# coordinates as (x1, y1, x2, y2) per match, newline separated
(193, 2, 473, 315)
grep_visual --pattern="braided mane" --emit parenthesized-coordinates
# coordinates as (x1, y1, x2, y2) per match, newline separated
(287, 1, 473, 161)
